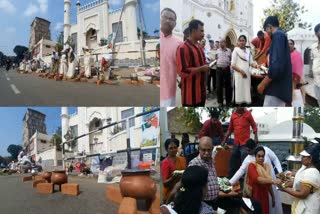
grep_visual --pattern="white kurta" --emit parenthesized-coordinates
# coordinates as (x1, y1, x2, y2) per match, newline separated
(59, 54, 68, 75)
(231, 47, 252, 104)
(229, 146, 283, 214)
(84, 53, 91, 77)
(292, 166, 320, 214)
(66, 55, 76, 79)
(19, 62, 26, 71)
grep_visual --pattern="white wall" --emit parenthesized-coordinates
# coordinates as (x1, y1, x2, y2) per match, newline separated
(161, 0, 253, 46)
(67, 107, 144, 155)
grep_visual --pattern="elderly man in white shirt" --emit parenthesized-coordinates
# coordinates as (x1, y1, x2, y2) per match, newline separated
(228, 139, 284, 214)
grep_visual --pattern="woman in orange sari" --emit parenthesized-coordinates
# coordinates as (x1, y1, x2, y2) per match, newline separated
(161, 138, 187, 203)
(244, 146, 281, 214)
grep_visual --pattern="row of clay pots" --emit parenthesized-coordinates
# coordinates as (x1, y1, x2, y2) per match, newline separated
(41, 171, 68, 185)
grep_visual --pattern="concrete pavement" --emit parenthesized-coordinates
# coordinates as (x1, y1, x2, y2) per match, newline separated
(0, 174, 118, 214)
(0, 68, 159, 106)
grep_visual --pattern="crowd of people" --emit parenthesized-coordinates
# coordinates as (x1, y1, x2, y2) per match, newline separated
(160, 7, 320, 107)
(2, 151, 42, 174)
(160, 108, 320, 214)
(14, 45, 113, 81)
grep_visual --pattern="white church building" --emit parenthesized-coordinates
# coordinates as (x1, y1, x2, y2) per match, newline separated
(288, 23, 318, 76)
(64, 0, 158, 66)
(160, 0, 254, 49)
(61, 107, 160, 165)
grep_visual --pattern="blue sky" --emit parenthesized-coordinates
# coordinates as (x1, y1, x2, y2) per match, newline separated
(0, 0, 160, 56)
(0, 107, 77, 156)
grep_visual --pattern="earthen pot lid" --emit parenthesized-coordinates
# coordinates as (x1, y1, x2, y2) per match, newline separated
(121, 169, 151, 176)
(51, 170, 66, 173)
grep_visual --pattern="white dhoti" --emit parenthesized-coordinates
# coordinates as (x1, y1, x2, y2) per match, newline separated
(26, 64, 31, 73)
(84, 55, 91, 77)
(59, 55, 68, 76)
(19, 63, 26, 71)
(66, 60, 76, 79)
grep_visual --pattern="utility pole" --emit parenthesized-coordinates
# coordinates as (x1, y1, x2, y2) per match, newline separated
(137, 0, 146, 66)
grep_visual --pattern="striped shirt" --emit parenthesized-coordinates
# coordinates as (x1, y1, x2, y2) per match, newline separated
(189, 155, 219, 201)
(216, 48, 232, 68)
(176, 40, 207, 106)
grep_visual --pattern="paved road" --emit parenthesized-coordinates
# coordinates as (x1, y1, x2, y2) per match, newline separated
(0, 174, 118, 214)
(0, 69, 159, 106)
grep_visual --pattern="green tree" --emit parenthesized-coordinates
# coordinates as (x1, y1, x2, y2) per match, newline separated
(0, 51, 5, 65)
(304, 107, 320, 133)
(261, 0, 312, 33)
(51, 126, 62, 151)
(7, 144, 23, 160)
(56, 31, 64, 54)
(13, 45, 29, 63)
(181, 107, 232, 131)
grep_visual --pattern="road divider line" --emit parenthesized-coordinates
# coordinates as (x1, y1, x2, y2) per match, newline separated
(6, 77, 10, 81)
(10, 84, 21, 94)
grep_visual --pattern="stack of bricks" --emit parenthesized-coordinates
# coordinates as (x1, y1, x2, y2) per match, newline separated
(22, 176, 33, 182)
(34, 175, 44, 180)
(118, 197, 137, 214)
(106, 185, 123, 204)
(149, 194, 160, 214)
(37, 183, 54, 194)
(32, 179, 47, 188)
(61, 183, 80, 196)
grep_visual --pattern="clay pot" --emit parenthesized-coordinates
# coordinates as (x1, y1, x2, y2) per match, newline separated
(42, 172, 52, 183)
(119, 170, 157, 200)
(51, 171, 68, 185)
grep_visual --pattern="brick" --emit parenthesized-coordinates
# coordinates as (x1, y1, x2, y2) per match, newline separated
(32, 179, 47, 188)
(22, 176, 33, 182)
(106, 185, 123, 204)
(34, 175, 44, 180)
(61, 183, 80, 196)
(37, 183, 53, 194)
(149, 193, 160, 214)
(118, 197, 137, 214)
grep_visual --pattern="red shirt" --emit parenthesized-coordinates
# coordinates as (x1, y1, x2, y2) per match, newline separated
(258, 33, 271, 54)
(251, 37, 261, 48)
(228, 110, 257, 146)
(176, 39, 206, 106)
(198, 119, 224, 141)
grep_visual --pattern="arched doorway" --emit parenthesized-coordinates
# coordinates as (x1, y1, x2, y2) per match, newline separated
(304, 48, 311, 65)
(89, 117, 103, 153)
(86, 28, 98, 50)
(225, 29, 237, 50)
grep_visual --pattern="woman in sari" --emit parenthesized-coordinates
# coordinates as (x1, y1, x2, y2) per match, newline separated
(277, 142, 320, 214)
(245, 146, 281, 214)
(231, 35, 258, 106)
(161, 138, 187, 203)
(289, 39, 304, 106)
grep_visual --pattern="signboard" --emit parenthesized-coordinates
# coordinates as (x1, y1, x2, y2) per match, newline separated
(139, 148, 157, 164)
(141, 107, 160, 148)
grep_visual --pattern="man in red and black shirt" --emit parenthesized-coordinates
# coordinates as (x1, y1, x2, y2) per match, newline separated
(176, 19, 210, 106)
(198, 113, 224, 144)
(222, 107, 258, 178)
